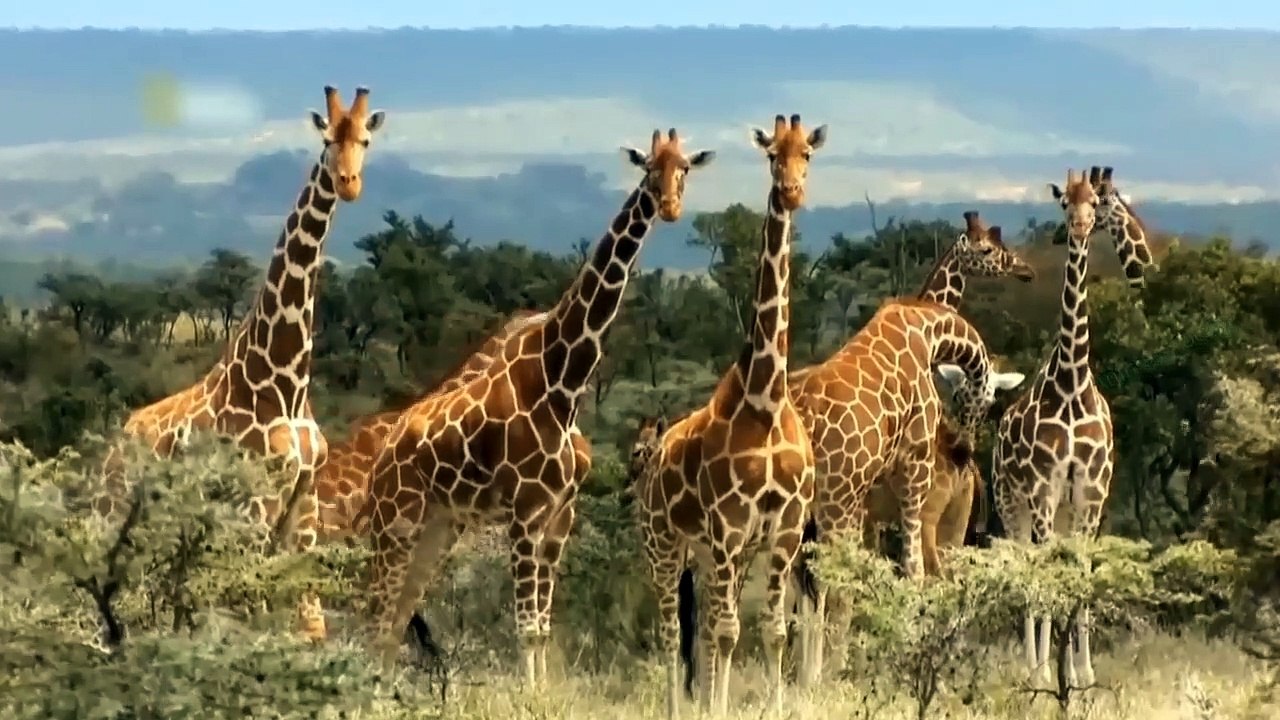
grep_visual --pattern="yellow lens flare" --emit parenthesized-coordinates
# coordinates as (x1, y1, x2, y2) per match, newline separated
(141, 72, 183, 129)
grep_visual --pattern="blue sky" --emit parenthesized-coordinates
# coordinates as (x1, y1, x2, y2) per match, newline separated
(6, 0, 1280, 31)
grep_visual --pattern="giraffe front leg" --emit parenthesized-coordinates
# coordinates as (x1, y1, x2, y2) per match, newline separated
(704, 522, 747, 716)
(290, 487, 329, 643)
(762, 510, 805, 714)
(1029, 508, 1056, 687)
(532, 499, 577, 687)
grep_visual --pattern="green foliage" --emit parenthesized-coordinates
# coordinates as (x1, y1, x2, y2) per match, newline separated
(809, 536, 1247, 719)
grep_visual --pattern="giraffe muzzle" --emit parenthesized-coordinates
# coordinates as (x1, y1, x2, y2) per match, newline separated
(658, 201, 681, 222)
(336, 174, 363, 201)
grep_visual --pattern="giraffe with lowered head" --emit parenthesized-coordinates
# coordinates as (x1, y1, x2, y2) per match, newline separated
(356, 128, 715, 685)
(634, 114, 821, 717)
(92, 86, 385, 642)
(993, 169, 1117, 688)
(786, 295, 1022, 685)
(852, 209, 1034, 558)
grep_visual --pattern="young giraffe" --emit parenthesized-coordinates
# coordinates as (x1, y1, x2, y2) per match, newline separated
(356, 128, 715, 684)
(786, 296, 1020, 686)
(994, 169, 1115, 689)
(92, 86, 385, 641)
(634, 114, 822, 718)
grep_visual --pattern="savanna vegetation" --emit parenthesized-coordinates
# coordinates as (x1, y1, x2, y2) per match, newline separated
(2, 202, 1279, 719)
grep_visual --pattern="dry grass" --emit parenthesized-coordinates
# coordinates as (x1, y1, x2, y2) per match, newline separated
(358, 633, 1269, 720)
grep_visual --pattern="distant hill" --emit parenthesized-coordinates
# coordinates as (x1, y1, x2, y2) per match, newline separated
(2, 25, 1279, 288)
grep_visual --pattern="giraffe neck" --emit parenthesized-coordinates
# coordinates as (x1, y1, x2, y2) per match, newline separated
(1100, 199, 1153, 289)
(221, 158, 338, 412)
(735, 185, 794, 414)
(1049, 233, 1092, 393)
(542, 183, 658, 408)
(916, 243, 965, 309)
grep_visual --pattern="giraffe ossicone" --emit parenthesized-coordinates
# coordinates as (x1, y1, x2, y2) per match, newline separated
(358, 127, 714, 689)
(91, 85, 386, 646)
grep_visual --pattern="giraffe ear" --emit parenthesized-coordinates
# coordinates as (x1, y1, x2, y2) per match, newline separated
(365, 110, 386, 132)
(806, 124, 828, 150)
(688, 150, 716, 168)
(655, 416, 668, 435)
(936, 364, 967, 387)
(621, 147, 649, 167)
(991, 372, 1027, 392)
(309, 111, 329, 133)
(1047, 183, 1064, 201)
(750, 127, 772, 150)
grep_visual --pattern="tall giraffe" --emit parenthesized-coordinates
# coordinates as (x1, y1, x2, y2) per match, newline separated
(634, 114, 821, 718)
(787, 297, 1021, 685)
(993, 169, 1113, 688)
(356, 128, 715, 684)
(92, 86, 385, 641)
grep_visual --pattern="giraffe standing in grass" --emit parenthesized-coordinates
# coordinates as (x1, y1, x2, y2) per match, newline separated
(634, 114, 821, 718)
(786, 296, 1022, 685)
(854, 210, 1035, 558)
(993, 168, 1137, 689)
(92, 86, 385, 642)
(356, 128, 715, 685)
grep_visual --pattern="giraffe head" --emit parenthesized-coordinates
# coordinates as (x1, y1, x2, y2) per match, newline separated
(957, 210, 1035, 282)
(308, 86, 387, 202)
(936, 365, 1027, 461)
(621, 128, 716, 221)
(1048, 168, 1099, 242)
(628, 415, 667, 484)
(750, 114, 828, 210)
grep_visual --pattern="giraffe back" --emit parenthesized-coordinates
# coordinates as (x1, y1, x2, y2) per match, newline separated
(316, 309, 551, 538)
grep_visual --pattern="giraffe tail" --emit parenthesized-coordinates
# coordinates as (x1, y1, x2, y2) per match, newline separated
(792, 517, 821, 608)
(967, 462, 992, 548)
(676, 566, 697, 699)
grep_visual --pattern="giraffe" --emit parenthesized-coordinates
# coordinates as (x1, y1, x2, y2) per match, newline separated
(993, 169, 1114, 689)
(858, 209, 1034, 551)
(634, 113, 821, 718)
(356, 128, 715, 685)
(646, 209, 1035, 698)
(785, 297, 1021, 686)
(91, 85, 385, 642)
(1053, 165, 1156, 289)
(917, 209, 1036, 308)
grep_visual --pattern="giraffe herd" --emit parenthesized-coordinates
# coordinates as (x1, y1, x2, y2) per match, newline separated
(88, 87, 1158, 715)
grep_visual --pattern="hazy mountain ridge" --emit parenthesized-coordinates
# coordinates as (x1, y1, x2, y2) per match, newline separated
(3, 25, 1280, 270)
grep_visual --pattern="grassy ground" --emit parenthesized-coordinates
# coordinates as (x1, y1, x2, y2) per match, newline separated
(360, 633, 1269, 720)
